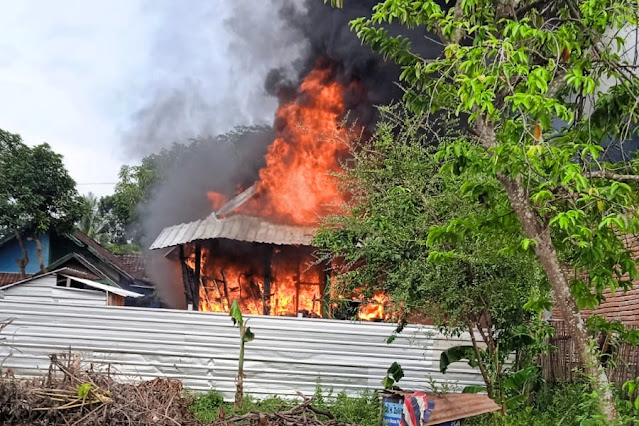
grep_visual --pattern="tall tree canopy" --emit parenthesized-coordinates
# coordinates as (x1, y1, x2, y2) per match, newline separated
(325, 0, 639, 419)
(0, 129, 83, 276)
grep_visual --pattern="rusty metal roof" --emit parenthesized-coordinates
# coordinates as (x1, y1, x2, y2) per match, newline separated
(149, 213, 316, 249)
(383, 390, 501, 424)
(426, 393, 500, 424)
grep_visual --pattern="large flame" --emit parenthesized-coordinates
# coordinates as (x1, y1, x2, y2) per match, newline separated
(209, 64, 349, 224)
(197, 63, 387, 320)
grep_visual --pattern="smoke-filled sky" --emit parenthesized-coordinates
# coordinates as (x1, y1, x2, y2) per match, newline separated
(0, 1, 305, 196)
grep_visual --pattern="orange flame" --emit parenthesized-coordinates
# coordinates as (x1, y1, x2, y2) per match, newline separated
(207, 192, 228, 211)
(197, 62, 387, 320)
(196, 246, 323, 318)
(358, 291, 390, 321)
(208, 64, 350, 224)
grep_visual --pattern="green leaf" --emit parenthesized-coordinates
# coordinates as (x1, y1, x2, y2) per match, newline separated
(462, 385, 486, 394)
(230, 299, 243, 327)
(439, 345, 479, 374)
(77, 383, 92, 399)
(243, 326, 255, 343)
(387, 361, 404, 382)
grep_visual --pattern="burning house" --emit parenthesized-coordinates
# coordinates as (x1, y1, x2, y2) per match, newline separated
(143, 2, 437, 319)
(149, 63, 388, 319)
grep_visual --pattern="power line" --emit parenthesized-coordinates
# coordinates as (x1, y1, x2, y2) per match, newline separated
(76, 182, 117, 185)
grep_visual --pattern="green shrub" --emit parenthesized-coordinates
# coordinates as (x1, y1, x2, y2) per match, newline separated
(189, 389, 225, 423)
(313, 387, 381, 425)
(466, 382, 601, 426)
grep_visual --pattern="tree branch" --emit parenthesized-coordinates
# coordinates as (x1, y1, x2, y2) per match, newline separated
(588, 170, 639, 182)
(468, 322, 493, 398)
(452, 0, 465, 44)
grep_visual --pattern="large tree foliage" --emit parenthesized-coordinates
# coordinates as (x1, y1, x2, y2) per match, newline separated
(328, 0, 639, 419)
(315, 107, 547, 402)
(0, 129, 83, 276)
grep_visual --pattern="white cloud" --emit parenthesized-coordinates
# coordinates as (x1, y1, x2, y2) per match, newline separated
(0, 1, 158, 196)
(0, 1, 299, 197)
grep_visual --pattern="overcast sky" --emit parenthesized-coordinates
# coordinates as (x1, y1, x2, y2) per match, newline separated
(0, 1, 290, 197)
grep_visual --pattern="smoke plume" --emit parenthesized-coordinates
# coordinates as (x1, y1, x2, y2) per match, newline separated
(131, 1, 440, 307)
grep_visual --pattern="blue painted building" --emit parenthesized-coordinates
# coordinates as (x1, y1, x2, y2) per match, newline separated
(0, 233, 51, 274)
(0, 230, 161, 308)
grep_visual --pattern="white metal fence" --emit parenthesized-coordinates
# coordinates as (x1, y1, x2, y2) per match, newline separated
(0, 300, 482, 401)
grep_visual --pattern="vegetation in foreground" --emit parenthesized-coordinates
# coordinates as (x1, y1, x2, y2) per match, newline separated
(190, 382, 639, 426)
(190, 387, 380, 425)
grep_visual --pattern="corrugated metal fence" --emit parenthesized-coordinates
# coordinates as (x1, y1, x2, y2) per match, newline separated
(0, 301, 483, 401)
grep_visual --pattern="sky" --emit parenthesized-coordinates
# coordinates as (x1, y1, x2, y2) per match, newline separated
(0, 1, 291, 197)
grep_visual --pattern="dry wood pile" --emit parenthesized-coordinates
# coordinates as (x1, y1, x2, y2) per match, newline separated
(0, 352, 359, 426)
(0, 352, 199, 425)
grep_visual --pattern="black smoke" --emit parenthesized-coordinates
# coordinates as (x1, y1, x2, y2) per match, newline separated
(133, 1, 442, 307)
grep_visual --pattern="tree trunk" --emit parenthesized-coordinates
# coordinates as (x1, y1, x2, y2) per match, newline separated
(14, 230, 28, 279)
(32, 236, 45, 271)
(499, 176, 618, 420)
(474, 117, 617, 420)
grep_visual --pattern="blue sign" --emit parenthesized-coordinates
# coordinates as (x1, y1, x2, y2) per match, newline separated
(382, 401, 403, 426)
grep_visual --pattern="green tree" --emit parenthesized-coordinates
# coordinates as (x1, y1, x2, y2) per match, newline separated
(0, 129, 83, 276)
(78, 192, 108, 243)
(336, 0, 639, 419)
(315, 107, 547, 403)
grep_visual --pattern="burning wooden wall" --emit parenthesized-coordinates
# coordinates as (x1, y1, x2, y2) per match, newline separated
(182, 239, 325, 317)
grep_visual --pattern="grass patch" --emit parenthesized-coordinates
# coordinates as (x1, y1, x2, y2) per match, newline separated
(189, 387, 381, 425)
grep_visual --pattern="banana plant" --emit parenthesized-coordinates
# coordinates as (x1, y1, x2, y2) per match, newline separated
(382, 362, 404, 390)
(230, 299, 255, 409)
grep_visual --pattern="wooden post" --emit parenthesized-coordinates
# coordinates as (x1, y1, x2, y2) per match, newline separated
(320, 261, 331, 318)
(179, 245, 192, 308)
(295, 251, 300, 315)
(263, 245, 273, 316)
(194, 242, 201, 311)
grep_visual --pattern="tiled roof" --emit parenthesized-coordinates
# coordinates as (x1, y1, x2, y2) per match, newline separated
(0, 273, 31, 286)
(116, 254, 150, 282)
(150, 213, 315, 250)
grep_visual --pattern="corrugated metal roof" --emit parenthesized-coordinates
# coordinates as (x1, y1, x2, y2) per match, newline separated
(150, 213, 316, 249)
(427, 393, 501, 423)
(60, 275, 144, 298)
(0, 271, 143, 299)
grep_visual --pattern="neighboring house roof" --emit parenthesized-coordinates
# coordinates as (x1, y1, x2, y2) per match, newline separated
(553, 234, 639, 326)
(0, 273, 32, 286)
(46, 252, 117, 286)
(59, 275, 144, 298)
(150, 213, 315, 250)
(0, 269, 144, 298)
(68, 231, 136, 282)
(116, 254, 151, 282)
